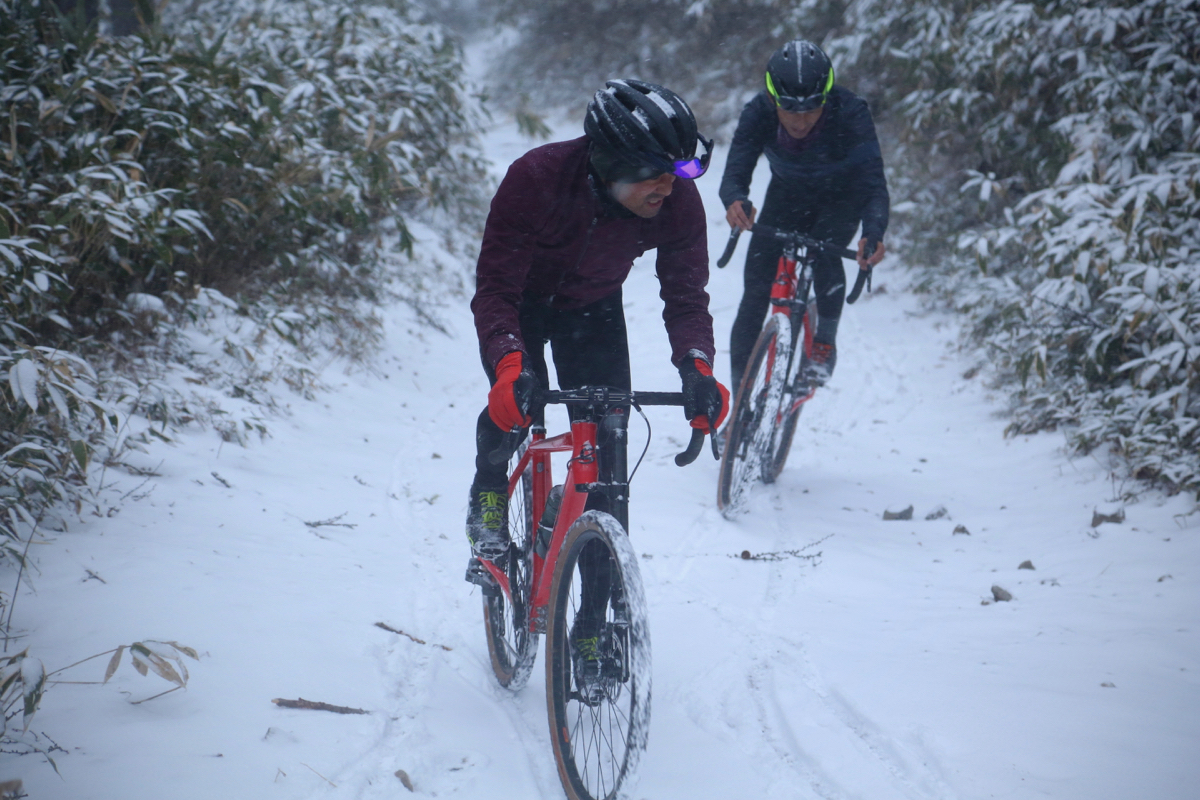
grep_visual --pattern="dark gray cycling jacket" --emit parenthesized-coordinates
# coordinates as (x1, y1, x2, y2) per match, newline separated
(718, 87, 890, 244)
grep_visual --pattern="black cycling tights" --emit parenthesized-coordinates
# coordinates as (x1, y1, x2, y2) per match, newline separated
(473, 290, 631, 628)
(728, 190, 860, 396)
(474, 289, 631, 484)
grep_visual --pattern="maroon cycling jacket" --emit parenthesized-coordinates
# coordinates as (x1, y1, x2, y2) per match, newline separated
(471, 136, 715, 372)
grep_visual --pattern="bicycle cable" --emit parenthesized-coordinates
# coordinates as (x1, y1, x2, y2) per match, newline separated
(624, 402, 653, 485)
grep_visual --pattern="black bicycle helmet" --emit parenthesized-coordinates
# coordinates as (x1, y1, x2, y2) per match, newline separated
(585, 79, 712, 183)
(765, 39, 834, 112)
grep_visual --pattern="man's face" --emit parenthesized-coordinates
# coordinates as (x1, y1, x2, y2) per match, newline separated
(610, 172, 676, 218)
(777, 106, 824, 140)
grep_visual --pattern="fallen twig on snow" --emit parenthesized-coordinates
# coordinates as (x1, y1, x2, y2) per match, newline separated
(302, 762, 337, 787)
(272, 697, 368, 715)
(734, 534, 831, 562)
(303, 513, 356, 529)
(375, 621, 452, 651)
(736, 549, 823, 563)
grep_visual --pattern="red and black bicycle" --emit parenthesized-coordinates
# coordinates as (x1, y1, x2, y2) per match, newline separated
(468, 387, 709, 800)
(715, 215, 870, 515)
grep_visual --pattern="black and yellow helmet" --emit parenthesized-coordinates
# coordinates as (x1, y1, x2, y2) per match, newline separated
(765, 39, 835, 113)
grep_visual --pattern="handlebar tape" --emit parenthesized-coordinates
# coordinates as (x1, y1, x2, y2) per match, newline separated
(674, 428, 707, 466)
(846, 265, 873, 305)
(717, 201, 754, 268)
(716, 228, 741, 268)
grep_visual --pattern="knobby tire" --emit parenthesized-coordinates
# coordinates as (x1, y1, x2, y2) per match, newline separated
(483, 444, 539, 690)
(546, 511, 651, 800)
(763, 308, 811, 482)
(717, 315, 792, 514)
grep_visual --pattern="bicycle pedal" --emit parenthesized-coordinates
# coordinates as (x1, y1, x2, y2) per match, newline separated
(464, 558, 500, 596)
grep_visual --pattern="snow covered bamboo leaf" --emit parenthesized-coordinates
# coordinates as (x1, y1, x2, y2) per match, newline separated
(144, 653, 185, 687)
(9, 359, 40, 411)
(142, 641, 194, 683)
(47, 383, 70, 420)
(21, 656, 46, 729)
(1, 443, 48, 461)
(13, 503, 36, 528)
(0, 655, 22, 696)
(71, 441, 90, 472)
(131, 643, 184, 687)
(163, 641, 199, 660)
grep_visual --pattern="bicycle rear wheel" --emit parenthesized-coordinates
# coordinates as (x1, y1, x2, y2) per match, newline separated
(546, 510, 651, 800)
(717, 315, 792, 514)
(483, 445, 539, 690)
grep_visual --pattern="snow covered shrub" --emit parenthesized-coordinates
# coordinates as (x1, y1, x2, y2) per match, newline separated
(1, 0, 486, 545)
(0, 649, 48, 761)
(3, 0, 485, 747)
(160, 0, 488, 299)
(0, 342, 113, 560)
(828, 0, 1200, 495)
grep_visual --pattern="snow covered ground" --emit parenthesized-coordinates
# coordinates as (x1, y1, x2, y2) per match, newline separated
(8, 91, 1200, 800)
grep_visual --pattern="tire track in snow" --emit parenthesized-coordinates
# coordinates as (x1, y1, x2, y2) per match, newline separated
(724, 298, 962, 800)
(291, 322, 561, 798)
(746, 639, 962, 800)
(679, 541, 955, 800)
(651, 384, 957, 798)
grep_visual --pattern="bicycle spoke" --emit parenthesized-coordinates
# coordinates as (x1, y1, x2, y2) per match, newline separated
(483, 448, 538, 690)
(719, 316, 792, 513)
(549, 516, 649, 800)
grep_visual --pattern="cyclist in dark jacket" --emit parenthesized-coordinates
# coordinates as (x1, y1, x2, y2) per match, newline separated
(466, 81, 730, 689)
(466, 80, 730, 564)
(720, 39, 890, 398)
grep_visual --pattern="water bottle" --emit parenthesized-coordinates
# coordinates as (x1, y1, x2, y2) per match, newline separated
(535, 485, 564, 557)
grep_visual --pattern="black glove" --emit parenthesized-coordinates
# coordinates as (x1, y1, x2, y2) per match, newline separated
(679, 355, 730, 434)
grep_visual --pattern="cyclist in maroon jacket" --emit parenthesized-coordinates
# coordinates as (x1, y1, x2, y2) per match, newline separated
(466, 79, 730, 561)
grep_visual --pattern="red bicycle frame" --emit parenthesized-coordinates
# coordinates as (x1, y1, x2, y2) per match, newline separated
(767, 252, 817, 418)
(479, 420, 598, 633)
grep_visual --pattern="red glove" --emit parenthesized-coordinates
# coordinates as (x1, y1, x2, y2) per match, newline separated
(679, 357, 730, 434)
(488, 351, 535, 431)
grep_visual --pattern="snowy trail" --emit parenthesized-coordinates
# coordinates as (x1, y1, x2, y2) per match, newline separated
(11, 112, 1200, 800)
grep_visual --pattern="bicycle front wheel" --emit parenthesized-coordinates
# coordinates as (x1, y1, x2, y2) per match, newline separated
(764, 402, 802, 483)
(717, 315, 792, 514)
(762, 308, 812, 483)
(546, 510, 651, 800)
(483, 445, 539, 690)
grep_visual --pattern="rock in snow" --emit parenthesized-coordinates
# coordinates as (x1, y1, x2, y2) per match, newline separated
(1091, 507, 1126, 527)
